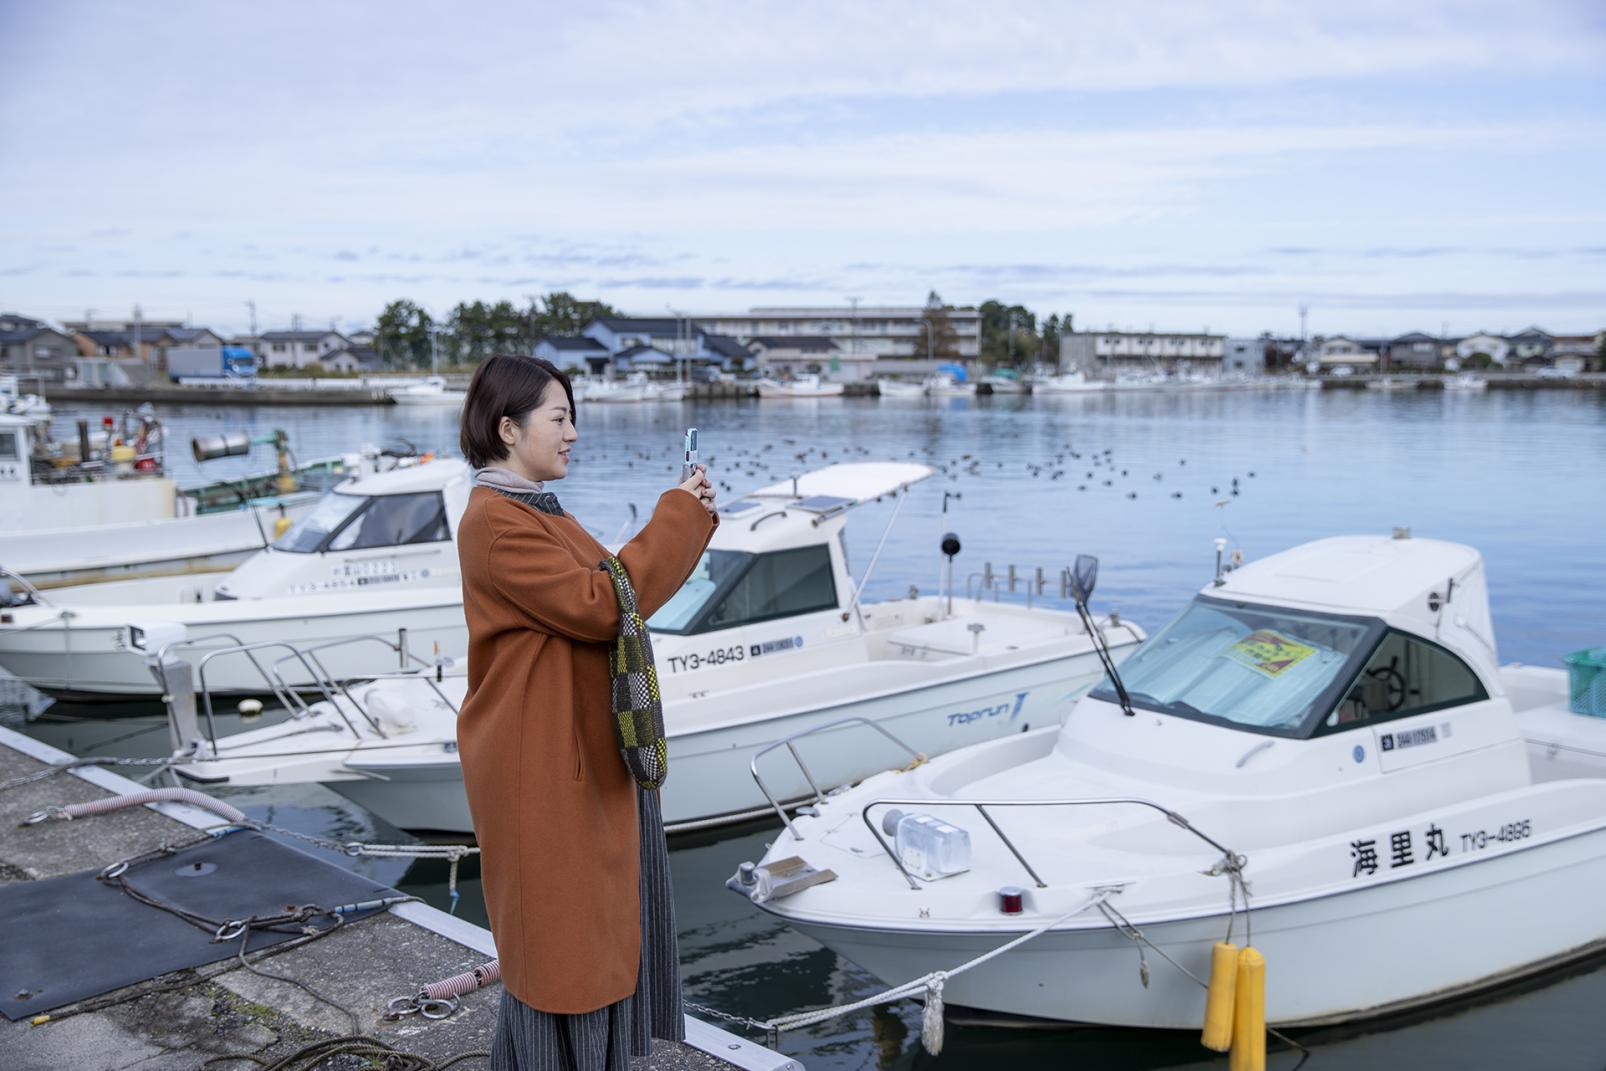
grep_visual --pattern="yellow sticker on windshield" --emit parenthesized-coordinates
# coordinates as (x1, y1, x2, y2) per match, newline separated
(1225, 630, 1317, 677)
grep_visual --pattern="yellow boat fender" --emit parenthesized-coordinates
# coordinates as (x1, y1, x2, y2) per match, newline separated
(1200, 939, 1239, 1052)
(1229, 946, 1266, 1071)
(273, 506, 293, 540)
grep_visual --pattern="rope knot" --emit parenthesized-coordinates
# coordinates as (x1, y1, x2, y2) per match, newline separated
(921, 972, 946, 1056)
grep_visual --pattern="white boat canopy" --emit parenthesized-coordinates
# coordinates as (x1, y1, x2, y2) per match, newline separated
(1211, 534, 1499, 685)
(744, 462, 934, 509)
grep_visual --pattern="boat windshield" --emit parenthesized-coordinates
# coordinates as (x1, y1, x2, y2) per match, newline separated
(274, 492, 365, 552)
(273, 490, 449, 553)
(647, 544, 840, 635)
(1089, 595, 1382, 738)
(647, 549, 751, 632)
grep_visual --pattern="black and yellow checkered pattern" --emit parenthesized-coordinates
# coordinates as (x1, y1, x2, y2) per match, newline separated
(601, 555, 669, 790)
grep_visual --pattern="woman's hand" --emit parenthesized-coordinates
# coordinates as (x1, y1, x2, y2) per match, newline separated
(677, 465, 717, 516)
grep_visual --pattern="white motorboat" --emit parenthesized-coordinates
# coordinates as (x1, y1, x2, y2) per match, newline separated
(1443, 373, 1489, 392)
(1366, 376, 1420, 392)
(756, 375, 845, 398)
(979, 371, 1028, 395)
(923, 373, 973, 397)
(0, 459, 469, 700)
(732, 533, 1606, 1029)
(1, 375, 51, 420)
(648, 382, 690, 402)
(0, 413, 387, 588)
(388, 376, 466, 407)
(1031, 371, 1107, 394)
(153, 462, 1145, 833)
(582, 373, 652, 403)
(875, 379, 926, 399)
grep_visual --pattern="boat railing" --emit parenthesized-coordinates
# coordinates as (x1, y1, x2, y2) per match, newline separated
(750, 716, 924, 838)
(155, 629, 445, 755)
(0, 565, 53, 606)
(965, 562, 1072, 609)
(856, 795, 1243, 892)
(262, 633, 445, 738)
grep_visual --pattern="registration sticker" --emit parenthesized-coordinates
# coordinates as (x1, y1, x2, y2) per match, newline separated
(1224, 629, 1317, 678)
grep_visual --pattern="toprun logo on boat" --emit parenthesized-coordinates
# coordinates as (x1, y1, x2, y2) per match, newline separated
(947, 692, 1029, 726)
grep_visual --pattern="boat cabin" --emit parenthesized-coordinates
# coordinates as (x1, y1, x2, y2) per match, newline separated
(647, 463, 931, 667)
(1067, 533, 1529, 801)
(216, 459, 471, 599)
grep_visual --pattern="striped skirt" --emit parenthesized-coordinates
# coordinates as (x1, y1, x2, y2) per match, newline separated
(490, 787, 684, 1071)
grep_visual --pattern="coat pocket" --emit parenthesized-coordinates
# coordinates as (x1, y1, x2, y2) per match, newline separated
(571, 723, 585, 781)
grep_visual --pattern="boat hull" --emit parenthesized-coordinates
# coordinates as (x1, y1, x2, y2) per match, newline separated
(0, 594, 467, 701)
(772, 826, 1606, 1028)
(286, 646, 1114, 835)
(2, 502, 317, 588)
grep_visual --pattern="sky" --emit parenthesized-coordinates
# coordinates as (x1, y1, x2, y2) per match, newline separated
(2, 0, 1604, 340)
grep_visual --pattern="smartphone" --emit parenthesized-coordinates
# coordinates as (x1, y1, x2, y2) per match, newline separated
(681, 427, 699, 482)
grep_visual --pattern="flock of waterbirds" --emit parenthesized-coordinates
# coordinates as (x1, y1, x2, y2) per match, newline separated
(570, 439, 1259, 508)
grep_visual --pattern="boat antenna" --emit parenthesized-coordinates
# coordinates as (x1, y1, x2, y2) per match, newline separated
(1067, 554, 1134, 717)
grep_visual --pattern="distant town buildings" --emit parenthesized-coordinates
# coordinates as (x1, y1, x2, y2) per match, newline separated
(257, 329, 352, 369)
(695, 305, 982, 378)
(1061, 330, 1226, 375)
(0, 304, 1601, 385)
(0, 314, 78, 383)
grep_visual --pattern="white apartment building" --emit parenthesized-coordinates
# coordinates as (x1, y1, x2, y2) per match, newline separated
(1061, 330, 1225, 375)
(693, 305, 982, 374)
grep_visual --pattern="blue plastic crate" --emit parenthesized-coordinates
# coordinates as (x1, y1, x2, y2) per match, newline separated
(1564, 648, 1606, 717)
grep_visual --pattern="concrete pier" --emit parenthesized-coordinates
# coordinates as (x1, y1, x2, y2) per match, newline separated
(0, 727, 800, 1071)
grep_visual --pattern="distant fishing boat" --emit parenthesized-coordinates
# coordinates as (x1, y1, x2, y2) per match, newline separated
(387, 376, 466, 407)
(757, 374, 844, 398)
(0, 412, 399, 588)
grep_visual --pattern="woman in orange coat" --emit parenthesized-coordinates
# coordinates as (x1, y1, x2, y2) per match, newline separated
(455, 354, 717, 1071)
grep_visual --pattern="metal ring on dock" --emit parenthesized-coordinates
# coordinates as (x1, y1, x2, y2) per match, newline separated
(215, 918, 250, 942)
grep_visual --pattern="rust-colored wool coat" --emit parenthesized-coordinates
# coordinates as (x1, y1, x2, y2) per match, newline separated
(456, 486, 717, 1013)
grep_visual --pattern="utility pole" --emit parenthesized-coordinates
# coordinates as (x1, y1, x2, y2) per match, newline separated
(132, 303, 144, 369)
(846, 296, 860, 361)
(244, 299, 258, 355)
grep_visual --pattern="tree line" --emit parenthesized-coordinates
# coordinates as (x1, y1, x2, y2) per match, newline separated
(374, 292, 618, 369)
(373, 290, 1072, 371)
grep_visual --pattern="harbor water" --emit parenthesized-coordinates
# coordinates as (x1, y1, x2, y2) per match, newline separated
(7, 386, 1606, 1069)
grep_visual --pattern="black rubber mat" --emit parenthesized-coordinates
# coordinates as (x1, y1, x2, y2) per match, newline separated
(0, 829, 400, 1019)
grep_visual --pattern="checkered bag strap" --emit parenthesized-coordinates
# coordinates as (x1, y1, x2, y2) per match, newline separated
(600, 555, 669, 790)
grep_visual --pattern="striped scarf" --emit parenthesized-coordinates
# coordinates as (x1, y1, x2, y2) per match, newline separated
(600, 555, 669, 790)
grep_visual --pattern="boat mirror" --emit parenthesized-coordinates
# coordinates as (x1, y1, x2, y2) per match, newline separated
(1069, 554, 1098, 605)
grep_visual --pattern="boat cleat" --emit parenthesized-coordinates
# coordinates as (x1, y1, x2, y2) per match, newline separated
(727, 856, 838, 904)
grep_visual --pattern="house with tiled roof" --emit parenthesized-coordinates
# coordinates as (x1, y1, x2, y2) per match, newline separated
(259, 329, 351, 369)
(0, 317, 80, 383)
(1385, 331, 1444, 369)
(533, 334, 609, 373)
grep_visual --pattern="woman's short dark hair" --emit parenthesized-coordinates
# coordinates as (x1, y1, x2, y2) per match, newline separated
(459, 355, 576, 469)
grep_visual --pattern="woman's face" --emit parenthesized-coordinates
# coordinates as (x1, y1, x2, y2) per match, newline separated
(498, 381, 577, 482)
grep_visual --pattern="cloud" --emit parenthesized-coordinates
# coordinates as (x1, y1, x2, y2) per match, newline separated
(597, 276, 705, 289)
(334, 249, 360, 261)
(709, 276, 833, 290)
(1078, 287, 1606, 310)
(1266, 245, 1602, 261)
